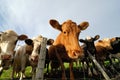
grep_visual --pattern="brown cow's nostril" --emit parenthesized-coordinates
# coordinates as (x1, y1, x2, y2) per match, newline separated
(72, 50, 84, 58)
(72, 51, 80, 57)
(31, 56, 38, 62)
(31, 58, 34, 62)
(73, 51, 77, 56)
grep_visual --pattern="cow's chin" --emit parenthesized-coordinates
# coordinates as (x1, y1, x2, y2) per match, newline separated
(29, 60, 38, 67)
(68, 53, 79, 60)
(0, 59, 12, 70)
(3, 66, 10, 70)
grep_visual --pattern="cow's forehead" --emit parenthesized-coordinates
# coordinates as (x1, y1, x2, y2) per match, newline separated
(102, 38, 110, 41)
(0, 30, 18, 42)
(32, 35, 43, 44)
(61, 20, 79, 32)
(86, 36, 92, 40)
(97, 38, 111, 46)
(62, 20, 76, 26)
(4, 30, 18, 36)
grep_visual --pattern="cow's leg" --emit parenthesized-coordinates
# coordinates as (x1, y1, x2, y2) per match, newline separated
(46, 60, 50, 74)
(86, 58, 93, 77)
(69, 61, 74, 80)
(81, 60, 87, 78)
(0, 67, 3, 76)
(107, 56, 120, 76)
(31, 67, 36, 80)
(20, 57, 27, 80)
(11, 63, 15, 80)
(0, 60, 3, 76)
(20, 69, 25, 80)
(55, 51, 67, 80)
(82, 58, 88, 70)
(19, 72, 23, 80)
(82, 57, 92, 77)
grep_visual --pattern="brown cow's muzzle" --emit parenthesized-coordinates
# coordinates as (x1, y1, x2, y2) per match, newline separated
(72, 50, 84, 58)
(1, 55, 12, 60)
(69, 50, 84, 59)
(0, 55, 13, 70)
(30, 55, 39, 63)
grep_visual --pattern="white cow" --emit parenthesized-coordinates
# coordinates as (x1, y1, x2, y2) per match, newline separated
(12, 35, 43, 80)
(12, 36, 54, 80)
(0, 29, 28, 75)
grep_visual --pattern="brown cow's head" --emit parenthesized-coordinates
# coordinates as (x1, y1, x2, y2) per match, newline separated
(95, 38, 113, 50)
(25, 35, 54, 66)
(49, 19, 89, 59)
(0, 30, 28, 70)
(47, 39, 54, 45)
(25, 35, 43, 66)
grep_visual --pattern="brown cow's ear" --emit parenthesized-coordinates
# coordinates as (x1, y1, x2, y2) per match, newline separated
(18, 34, 28, 40)
(78, 21, 89, 30)
(49, 19, 62, 31)
(25, 39, 33, 45)
(47, 39, 54, 45)
(94, 35, 100, 41)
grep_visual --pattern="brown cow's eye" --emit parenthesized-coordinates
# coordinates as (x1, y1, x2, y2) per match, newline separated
(63, 30, 69, 35)
(63, 31, 66, 34)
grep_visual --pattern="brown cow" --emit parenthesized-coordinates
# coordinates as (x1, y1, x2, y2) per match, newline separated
(48, 19, 89, 80)
(95, 37, 120, 76)
(95, 38, 113, 63)
(0, 30, 28, 75)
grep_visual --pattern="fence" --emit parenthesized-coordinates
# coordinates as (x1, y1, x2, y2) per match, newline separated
(34, 37, 47, 80)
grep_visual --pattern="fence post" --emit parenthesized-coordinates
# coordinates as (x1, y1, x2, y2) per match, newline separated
(35, 37, 47, 80)
(87, 51, 111, 80)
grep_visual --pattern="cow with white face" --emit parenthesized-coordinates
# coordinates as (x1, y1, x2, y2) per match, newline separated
(0, 30, 28, 75)
(25, 35, 43, 66)
(12, 35, 43, 80)
(12, 35, 54, 80)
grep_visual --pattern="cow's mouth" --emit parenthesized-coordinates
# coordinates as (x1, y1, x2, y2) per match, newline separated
(30, 56, 39, 64)
(0, 59, 12, 70)
(1, 55, 12, 60)
(31, 59, 38, 63)
(30, 59, 38, 66)
(68, 50, 84, 59)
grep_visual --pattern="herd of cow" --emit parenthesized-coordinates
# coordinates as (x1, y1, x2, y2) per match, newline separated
(0, 19, 120, 80)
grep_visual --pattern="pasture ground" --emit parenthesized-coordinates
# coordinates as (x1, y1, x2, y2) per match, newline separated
(0, 62, 120, 80)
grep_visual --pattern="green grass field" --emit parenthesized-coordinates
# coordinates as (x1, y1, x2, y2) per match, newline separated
(0, 66, 32, 80)
(0, 63, 70, 80)
(0, 59, 119, 80)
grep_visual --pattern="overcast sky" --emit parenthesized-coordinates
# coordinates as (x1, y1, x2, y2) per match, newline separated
(0, 0, 120, 40)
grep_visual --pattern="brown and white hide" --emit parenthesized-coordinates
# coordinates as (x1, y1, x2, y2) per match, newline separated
(0, 29, 28, 75)
(12, 35, 43, 80)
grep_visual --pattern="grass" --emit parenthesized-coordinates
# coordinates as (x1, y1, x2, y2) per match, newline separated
(0, 59, 119, 80)
(0, 66, 32, 80)
(0, 67, 12, 79)
(0, 63, 69, 80)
